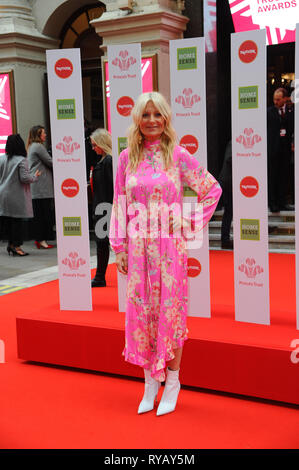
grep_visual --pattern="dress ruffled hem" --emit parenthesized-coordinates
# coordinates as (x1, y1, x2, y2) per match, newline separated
(122, 334, 188, 382)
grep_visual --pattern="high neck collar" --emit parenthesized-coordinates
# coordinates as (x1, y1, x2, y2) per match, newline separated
(144, 139, 161, 149)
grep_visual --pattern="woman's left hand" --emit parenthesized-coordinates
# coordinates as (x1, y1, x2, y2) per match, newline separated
(169, 214, 188, 234)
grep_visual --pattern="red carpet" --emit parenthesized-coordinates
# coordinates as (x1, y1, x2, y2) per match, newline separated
(0, 251, 298, 449)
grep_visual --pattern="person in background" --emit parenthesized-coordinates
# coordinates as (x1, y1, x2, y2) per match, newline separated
(267, 88, 294, 213)
(90, 128, 114, 287)
(110, 92, 222, 416)
(219, 140, 233, 250)
(0, 134, 40, 256)
(27, 125, 55, 249)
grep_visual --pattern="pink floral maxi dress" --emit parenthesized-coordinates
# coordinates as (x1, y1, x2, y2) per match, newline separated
(110, 140, 222, 382)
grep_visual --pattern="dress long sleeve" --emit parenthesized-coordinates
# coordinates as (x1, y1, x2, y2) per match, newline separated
(178, 147, 222, 234)
(109, 150, 128, 254)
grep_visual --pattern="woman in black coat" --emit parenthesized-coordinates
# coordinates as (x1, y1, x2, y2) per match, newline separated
(90, 129, 114, 287)
(0, 134, 40, 256)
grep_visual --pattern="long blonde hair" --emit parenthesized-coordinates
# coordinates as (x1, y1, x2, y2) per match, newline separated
(127, 92, 177, 172)
(90, 128, 112, 156)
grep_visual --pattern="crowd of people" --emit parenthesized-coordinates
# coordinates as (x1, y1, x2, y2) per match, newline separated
(0, 88, 294, 415)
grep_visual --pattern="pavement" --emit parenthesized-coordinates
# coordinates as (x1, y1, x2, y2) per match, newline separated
(0, 237, 115, 296)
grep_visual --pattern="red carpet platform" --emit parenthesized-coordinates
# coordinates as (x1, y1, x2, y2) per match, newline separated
(16, 251, 299, 405)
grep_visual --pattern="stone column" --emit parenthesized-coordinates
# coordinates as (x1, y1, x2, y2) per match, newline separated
(91, 0, 189, 102)
(0, 0, 58, 141)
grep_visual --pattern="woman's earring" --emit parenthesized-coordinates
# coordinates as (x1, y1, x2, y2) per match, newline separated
(138, 135, 143, 145)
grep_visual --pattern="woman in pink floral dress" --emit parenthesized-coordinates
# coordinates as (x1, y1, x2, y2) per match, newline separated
(110, 92, 222, 416)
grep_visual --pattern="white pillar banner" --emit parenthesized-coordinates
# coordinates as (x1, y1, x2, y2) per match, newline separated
(107, 44, 142, 313)
(46, 49, 92, 311)
(170, 37, 211, 318)
(295, 24, 299, 330)
(231, 30, 270, 325)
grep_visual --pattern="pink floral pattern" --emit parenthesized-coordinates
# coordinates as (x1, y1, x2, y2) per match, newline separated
(110, 141, 222, 381)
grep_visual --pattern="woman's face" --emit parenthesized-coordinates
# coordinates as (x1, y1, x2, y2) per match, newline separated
(40, 129, 46, 142)
(139, 101, 165, 142)
(91, 139, 104, 156)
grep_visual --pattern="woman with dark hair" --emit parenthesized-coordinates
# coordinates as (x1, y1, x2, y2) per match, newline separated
(0, 134, 40, 256)
(90, 128, 114, 287)
(27, 125, 55, 249)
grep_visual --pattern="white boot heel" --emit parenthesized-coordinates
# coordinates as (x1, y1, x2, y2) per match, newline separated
(156, 367, 180, 416)
(138, 369, 161, 414)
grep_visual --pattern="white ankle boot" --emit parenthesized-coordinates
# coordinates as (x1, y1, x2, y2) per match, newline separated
(138, 368, 161, 414)
(156, 367, 180, 416)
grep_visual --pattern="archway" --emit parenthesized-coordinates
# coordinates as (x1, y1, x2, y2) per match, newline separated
(59, 3, 106, 129)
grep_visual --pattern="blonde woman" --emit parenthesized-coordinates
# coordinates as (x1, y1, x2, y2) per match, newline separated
(90, 129, 113, 287)
(110, 92, 222, 416)
(27, 125, 54, 249)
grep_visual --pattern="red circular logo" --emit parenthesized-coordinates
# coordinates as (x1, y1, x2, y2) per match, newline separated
(117, 96, 134, 116)
(61, 178, 79, 198)
(240, 176, 259, 198)
(179, 135, 199, 155)
(238, 41, 258, 64)
(55, 58, 73, 79)
(187, 258, 201, 278)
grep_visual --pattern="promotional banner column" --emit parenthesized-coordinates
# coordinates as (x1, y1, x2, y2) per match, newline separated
(46, 49, 92, 311)
(170, 37, 211, 318)
(108, 44, 142, 312)
(231, 31, 270, 325)
(295, 24, 299, 330)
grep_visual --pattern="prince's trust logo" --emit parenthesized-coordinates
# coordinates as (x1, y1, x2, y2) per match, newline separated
(236, 128, 261, 149)
(62, 252, 86, 271)
(238, 258, 264, 288)
(56, 136, 80, 155)
(175, 88, 201, 109)
(112, 50, 136, 72)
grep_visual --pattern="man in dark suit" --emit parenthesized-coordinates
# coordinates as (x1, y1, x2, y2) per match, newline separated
(267, 87, 294, 213)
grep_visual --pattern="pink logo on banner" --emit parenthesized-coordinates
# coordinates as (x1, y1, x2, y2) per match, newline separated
(229, 0, 298, 45)
(236, 128, 261, 149)
(238, 258, 264, 279)
(56, 136, 80, 155)
(62, 252, 86, 271)
(175, 88, 201, 109)
(112, 50, 137, 71)
(0, 73, 13, 155)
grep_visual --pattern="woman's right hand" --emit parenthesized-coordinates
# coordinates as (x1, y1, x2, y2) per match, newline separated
(116, 251, 128, 275)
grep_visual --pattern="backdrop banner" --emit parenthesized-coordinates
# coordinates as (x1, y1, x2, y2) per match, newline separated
(231, 30, 270, 325)
(170, 37, 211, 317)
(46, 48, 92, 311)
(295, 24, 299, 330)
(107, 43, 142, 313)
